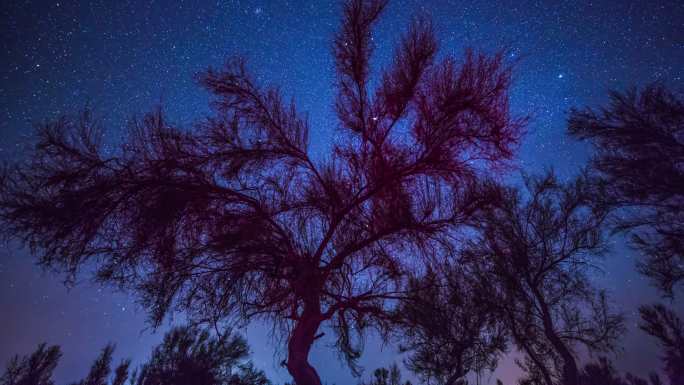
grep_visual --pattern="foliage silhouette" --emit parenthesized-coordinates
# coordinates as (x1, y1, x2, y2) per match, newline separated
(639, 304, 684, 385)
(568, 84, 684, 297)
(131, 325, 269, 385)
(0, 0, 523, 384)
(0, 344, 61, 385)
(70, 344, 130, 385)
(0, 326, 268, 385)
(393, 264, 506, 385)
(462, 172, 624, 385)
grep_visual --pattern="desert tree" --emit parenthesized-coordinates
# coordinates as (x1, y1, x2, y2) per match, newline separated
(462, 172, 625, 385)
(639, 304, 684, 385)
(131, 325, 269, 385)
(0, 0, 523, 384)
(0, 344, 61, 385)
(568, 84, 684, 297)
(393, 263, 506, 385)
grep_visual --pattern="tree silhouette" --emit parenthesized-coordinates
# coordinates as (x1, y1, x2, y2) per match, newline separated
(568, 84, 684, 297)
(639, 304, 684, 385)
(0, 1, 523, 384)
(0, 344, 61, 385)
(131, 325, 269, 385)
(462, 172, 624, 385)
(394, 264, 506, 385)
(0, 326, 268, 385)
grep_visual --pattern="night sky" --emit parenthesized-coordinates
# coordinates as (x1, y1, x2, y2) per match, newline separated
(1, 1, 683, 384)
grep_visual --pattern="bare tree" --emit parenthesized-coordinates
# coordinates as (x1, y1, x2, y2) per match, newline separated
(639, 304, 684, 385)
(568, 84, 684, 297)
(0, 1, 523, 384)
(394, 264, 507, 385)
(462, 172, 624, 385)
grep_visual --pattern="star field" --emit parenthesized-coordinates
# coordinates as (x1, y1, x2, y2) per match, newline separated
(1, 1, 683, 384)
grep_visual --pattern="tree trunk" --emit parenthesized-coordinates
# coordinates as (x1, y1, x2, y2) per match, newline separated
(520, 342, 554, 385)
(444, 357, 464, 385)
(444, 372, 465, 385)
(532, 287, 579, 385)
(505, 306, 554, 385)
(544, 329, 579, 385)
(286, 302, 324, 385)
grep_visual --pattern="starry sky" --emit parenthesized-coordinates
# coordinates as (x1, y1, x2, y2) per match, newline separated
(1, 0, 683, 384)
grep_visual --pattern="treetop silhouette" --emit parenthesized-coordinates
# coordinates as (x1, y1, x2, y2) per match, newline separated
(462, 172, 624, 385)
(568, 84, 684, 298)
(0, 0, 524, 384)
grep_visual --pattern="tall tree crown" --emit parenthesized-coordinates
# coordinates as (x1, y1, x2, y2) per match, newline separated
(0, 0, 523, 382)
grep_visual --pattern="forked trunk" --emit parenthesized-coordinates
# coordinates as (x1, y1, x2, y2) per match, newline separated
(286, 304, 324, 385)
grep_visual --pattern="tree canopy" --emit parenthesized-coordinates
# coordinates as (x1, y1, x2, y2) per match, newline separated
(0, 1, 523, 384)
